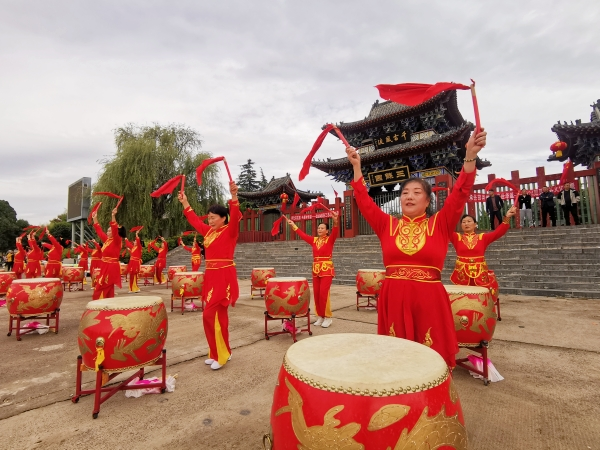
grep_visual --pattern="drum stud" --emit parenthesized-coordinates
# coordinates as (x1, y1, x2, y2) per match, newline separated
(95, 337, 105, 348)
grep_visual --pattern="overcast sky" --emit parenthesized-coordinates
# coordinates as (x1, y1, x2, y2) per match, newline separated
(1, 0, 599, 224)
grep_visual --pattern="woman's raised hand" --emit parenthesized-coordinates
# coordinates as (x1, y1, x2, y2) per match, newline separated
(346, 147, 360, 167)
(506, 205, 518, 217)
(465, 127, 487, 157)
(286, 217, 295, 226)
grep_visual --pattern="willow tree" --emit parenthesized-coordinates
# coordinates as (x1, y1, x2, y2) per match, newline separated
(93, 124, 224, 238)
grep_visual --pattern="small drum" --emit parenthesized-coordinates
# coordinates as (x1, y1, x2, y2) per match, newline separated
(78, 296, 168, 373)
(168, 265, 187, 282)
(139, 265, 154, 278)
(171, 272, 204, 299)
(7, 278, 63, 315)
(62, 266, 85, 283)
(265, 277, 309, 318)
(252, 267, 276, 288)
(356, 269, 385, 296)
(266, 334, 466, 449)
(445, 284, 497, 347)
(0, 272, 17, 296)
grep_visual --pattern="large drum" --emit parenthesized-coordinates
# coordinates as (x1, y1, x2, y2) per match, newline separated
(356, 269, 385, 296)
(168, 265, 187, 283)
(7, 278, 63, 315)
(266, 333, 466, 449)
(78, 296, 168, 373)
(0, 272, 17, 296)
(171, 271, 204, 299)
(265, 277, 310, 318)
(120, 263, 128, 280)
(445, 284, 497, 347)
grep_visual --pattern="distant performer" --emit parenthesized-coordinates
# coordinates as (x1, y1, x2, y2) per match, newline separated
(149, 237, 168, 284)
(25, 231, 44, 278)
(13, 237, 26, 279)
(179, 235, 204, 271)
(125, 229, 143, 293)
(286, 211, 339, 328)
(89, 240, 103, 285)
(92, 207, 125, 300)
(43, 231, 64, 278)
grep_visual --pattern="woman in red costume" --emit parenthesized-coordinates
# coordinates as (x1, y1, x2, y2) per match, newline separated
(43, 231, 64, 278)
(89, 240, 102, 286)
(178, 181, 240, 371)
(346, 129, 487, 368)
(178, 235, 203, 271)
(92, 207, 125, 300)
(14, 237, 26, 279)
(285, 211, 339, 328)
(149, 238, 168, 284)
(25, 231, 44, 278)
(125, 229, 143, 293)
(74, 243, 91, 285)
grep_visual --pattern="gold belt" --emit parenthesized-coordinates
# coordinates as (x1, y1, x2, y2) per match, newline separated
(102, 257, 119, 263)
(205, 259, 235, 270)
(385, 265, 441, 282)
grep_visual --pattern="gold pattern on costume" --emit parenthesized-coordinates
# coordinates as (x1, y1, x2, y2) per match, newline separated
(389, 323, 396, 337)
(391, 406, 467, 450)
(11, 283, 62, 313)
(450, 294, 496, 334)
(423, 328, 433, 348)
(313, 236, 330, 250)
(386, 267, 439, 281)
(368, 405, 410, 431)
(226, 284, 231, 301)
(266, 284, 310, 317)
(312, 260, 334, 275)
(275, 377, 364, 450)
(106, 304, 167, 362)
(78, 310, 101, 356)
(454, 258, 488, 279)
(393, 217, 428, 256)
(459, 232, 480, 250)
(203, 226, 228, 248)
(449, 380, 458, 404)
(206, 287, 214, 303)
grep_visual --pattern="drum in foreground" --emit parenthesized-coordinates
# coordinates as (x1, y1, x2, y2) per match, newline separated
(168, 265, 187, 282)
(266, 333, 466, 449)
(265, 277, 309, 318)
(252, 267, 276, 289)
(0, 272, 17, 296)
(171, 271, 204, 298)
(356, 269, 385, 297)
(78, 296, 168, 373)
(7, 278, 63, 315)
(445, 284, 497, 347)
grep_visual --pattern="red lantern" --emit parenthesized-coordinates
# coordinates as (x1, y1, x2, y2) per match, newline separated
(550, 141, 567, 158)
(280, 192, 289, 204)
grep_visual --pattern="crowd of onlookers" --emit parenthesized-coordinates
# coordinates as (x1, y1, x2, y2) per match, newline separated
(486, 182, 581, 229)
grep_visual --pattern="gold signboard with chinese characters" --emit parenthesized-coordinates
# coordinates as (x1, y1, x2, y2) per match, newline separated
(368, 166, 410, 187)
(373, 130, 411, 149)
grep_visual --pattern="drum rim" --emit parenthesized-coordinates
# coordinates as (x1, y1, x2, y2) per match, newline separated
(283, 334, 449, 396)
(267, 277, 308, 282)
(11, 278, 61, 284)
(168, 265, 188, 268)
(444, 284, 490, 293)
(85, 296, 165, 311)
(357, 269, 385, 273)
(252, 267, 275, 270)
(172, 271, 204, 276)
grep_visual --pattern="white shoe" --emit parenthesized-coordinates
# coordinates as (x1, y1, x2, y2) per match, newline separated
(321, 318, 333, 328)
(211, 361, 222, 370)
(313, 317, 324, 326)
(205, 358, 214, 365)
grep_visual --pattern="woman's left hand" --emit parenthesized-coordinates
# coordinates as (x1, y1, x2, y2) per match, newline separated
(465, 128, 487, 157)
(506, 205, 517, 218)
(331, 211, 339, 220)
(229, 181, 238, 197)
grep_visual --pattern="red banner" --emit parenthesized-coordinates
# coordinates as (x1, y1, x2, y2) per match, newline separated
(290, 212, 333, 221)
(468, 184, 572, 203)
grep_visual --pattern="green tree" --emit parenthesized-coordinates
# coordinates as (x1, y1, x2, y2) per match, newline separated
(93, 124, 225, 239)
(0, 200, 30, 252)
(48, 222, 72, 242)
(259, 168, 268, 189)
(237, 159, 260, 192)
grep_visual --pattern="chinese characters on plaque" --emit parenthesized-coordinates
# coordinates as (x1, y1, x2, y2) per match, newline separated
(373, 130, 411, 150)
(368, 166, 410, 187)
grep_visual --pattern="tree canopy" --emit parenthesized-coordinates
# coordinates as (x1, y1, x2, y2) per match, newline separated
(93, 124, 224, 239)
(0, 200, 29, 252)
(237, 159, 261, 192)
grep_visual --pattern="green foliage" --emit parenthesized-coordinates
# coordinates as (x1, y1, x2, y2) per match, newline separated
(237, 159, 260, 192)
(0, 200, 30, 252)
(259, 168, 268, 189)
(93, 124, 225, 238)
(48, 222, 71, 242)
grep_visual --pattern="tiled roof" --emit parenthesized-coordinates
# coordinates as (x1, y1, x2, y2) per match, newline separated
(238, 175, 321, 200)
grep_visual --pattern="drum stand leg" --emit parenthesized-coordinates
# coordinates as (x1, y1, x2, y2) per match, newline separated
(264, 309, 312, 342)
(356, 292, 378, 311)
(251, 286, 265, 299)
(7, 310, 59, 341)
(455, 341, 490, 386)
(496, 296, 502, 321)
(72, 349, 168, 419)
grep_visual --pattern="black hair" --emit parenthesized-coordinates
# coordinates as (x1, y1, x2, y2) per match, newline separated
(117, 226, 127, 238)
(461, 214, 477, 223)
(208, 204, 229, 224)
(399, 178, 433, 216)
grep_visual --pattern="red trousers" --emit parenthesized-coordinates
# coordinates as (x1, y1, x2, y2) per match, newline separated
(312, 276, 333, 318)
(154, 259, 166, 284)
(45, 261, 62, 278)
(92, 283, 115, 300)
(203, 300, 231, 365)
(192, 262, 201, 271)
(25, 262, 41, 279)
(14, 263, 24, 279)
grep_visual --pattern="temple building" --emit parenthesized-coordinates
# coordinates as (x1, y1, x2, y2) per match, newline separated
(550, 99, 600, 168)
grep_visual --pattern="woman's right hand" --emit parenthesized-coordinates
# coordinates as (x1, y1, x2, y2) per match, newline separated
(346, 147, 360, 167)
(286, 218, 295, 226)
(177, 191, 191, 209)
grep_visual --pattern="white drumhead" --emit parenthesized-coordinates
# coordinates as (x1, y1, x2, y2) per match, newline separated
(357, 269, 384, 273)
(86, 296, 164, 311)
(11, 278, 61, 284)
(268, 277, 307, 283)
(444, 285, 490, 295)
(253, 267, 275, 270)
(284, 334, 448, 394)
(173, 271, 203, 276)
(141, 265, 153, 268)
(169, 265, 187, 268)
(0, 272, 16, 276)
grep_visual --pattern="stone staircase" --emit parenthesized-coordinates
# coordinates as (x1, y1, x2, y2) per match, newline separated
(161, 225, 600, 299)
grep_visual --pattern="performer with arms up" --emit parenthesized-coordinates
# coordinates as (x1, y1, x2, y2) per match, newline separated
(92, 207, 125, 300)
(14, 237, 26, 279)
(346, 129, 487, 368)
(285, 211, 339, 328)
(149, 237, 168, 284)
(125, 230, 143, 293)
(25, 231, 44, 279)
(178, 181, 240, 370)
(179, 235, 203, 271)
(43, 231, 64, 278)
(89, 240, 102, 286)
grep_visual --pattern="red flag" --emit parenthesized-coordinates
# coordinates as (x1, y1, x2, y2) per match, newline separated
(292, 193, 301, 209)
(93, 191, 121, 199)
(559, 161, 574, 185)
(130, 226, 144, 232)
(88, 202, 102, 224)
(196, 157, 224, 186)
(150, 175, 183, 197)
(332, 186, 339, 198)
(271, 217, 284, 236)
(375, 82, 470, 107)
(299, 124, 335, 181)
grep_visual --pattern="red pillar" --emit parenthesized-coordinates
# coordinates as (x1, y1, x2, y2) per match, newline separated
(343, 190, 359, 238)
(511, 170, 521, 229)
(536, 167, 547, 227)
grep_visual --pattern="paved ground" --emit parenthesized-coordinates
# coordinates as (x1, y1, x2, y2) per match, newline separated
(0, 278, 599, 449)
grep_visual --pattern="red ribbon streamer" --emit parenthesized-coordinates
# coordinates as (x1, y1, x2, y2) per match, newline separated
(299, 124, 335, 181)
(291, 193, 301, 209)
(485, 178, 519, 203)
(130, 226, 144, 232)
(93, 191, 121, 199)
(151, 175, 183, 197)
(88, 202, 102, 224)
(196, 157, 228, 186)
(271, 217, 284, 236)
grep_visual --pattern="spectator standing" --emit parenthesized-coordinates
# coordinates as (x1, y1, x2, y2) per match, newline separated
(539, 186, 557, 227)
(556, 182, 580, 225)
(486, 189, 504, 230)
(518, 189, 534, 228)
(6, 251, 14, 271)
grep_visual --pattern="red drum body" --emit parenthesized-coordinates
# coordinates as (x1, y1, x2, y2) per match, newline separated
(0, 272, 17, 296)
(6, 278, 63, 315)
(487, 270, 499, 303)
(267, 334, 466, 449)
(139, 265, 154, 278)
(445, 285, 497, 347)
(62, 266, 85, 283)
(356, 269, 385, 296)
(78, 296, 168, 373)
(265, 277, 310, 318)
(168, 266, 187, 282)
(252, 267, 276, 289)
(171, 272, 204, 299)
(120, 264, 127, 276)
